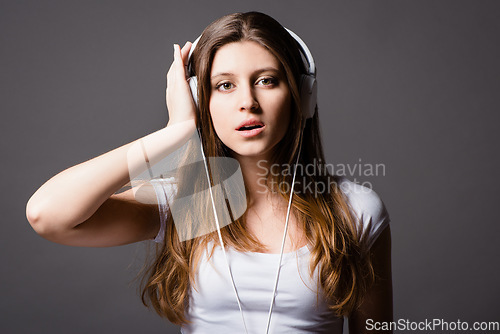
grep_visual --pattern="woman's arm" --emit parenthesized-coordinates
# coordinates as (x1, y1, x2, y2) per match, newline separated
(26, 42, 196, 247)
(25, 126, 189, 247)
(348, 225, 393, 333)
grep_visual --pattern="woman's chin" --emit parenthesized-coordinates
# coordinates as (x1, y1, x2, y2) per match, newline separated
(229, 147, 273, 161)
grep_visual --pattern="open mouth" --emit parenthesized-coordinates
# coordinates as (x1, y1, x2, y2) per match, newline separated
(236, 119, 265, 131)
(237, 124, 264, 131)
(236, 121, 265, 137)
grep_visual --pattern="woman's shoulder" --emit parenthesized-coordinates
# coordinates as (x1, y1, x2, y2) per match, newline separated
(335, 176, 389, 218)
(335, 176, 391, 249)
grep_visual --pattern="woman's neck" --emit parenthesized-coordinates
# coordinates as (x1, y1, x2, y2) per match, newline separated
(234, 153, 275, 205)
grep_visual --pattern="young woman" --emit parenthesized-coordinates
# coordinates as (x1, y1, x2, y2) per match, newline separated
(26, 11, 392, 334)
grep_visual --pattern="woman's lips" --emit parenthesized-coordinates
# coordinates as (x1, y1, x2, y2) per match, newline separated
(236, 125, 265, 137)
(236, 119, 264, 130)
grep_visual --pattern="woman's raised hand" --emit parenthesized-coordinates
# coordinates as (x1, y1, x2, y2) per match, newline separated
(166, 42, 197, 125)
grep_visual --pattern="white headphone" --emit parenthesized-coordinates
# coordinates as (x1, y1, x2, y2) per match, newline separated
(186, 27, 318, 120)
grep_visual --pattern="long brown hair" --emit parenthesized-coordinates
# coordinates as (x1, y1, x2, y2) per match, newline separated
(141, 11, 374, 324)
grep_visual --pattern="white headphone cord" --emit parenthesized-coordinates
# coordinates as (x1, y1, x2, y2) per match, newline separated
(199, 136, 250, 334)
(264, 134, 303, 334)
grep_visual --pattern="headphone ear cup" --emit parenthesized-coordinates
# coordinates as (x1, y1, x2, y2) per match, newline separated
(299, 74, 317, 120)
(188, 76, 199, 109)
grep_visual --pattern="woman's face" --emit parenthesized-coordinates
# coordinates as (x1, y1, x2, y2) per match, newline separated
(209, 40, 292, 161)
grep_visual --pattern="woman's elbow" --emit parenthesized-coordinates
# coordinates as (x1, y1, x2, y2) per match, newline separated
(26, 196, 68, 239)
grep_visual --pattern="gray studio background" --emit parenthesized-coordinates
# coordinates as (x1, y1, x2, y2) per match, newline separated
(1, 0, 499, 333)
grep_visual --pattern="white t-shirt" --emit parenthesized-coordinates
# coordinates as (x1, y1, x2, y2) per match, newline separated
(152, 176, 391, 334)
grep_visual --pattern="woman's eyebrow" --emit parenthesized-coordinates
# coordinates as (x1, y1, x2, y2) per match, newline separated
(211, 67, 281, 80)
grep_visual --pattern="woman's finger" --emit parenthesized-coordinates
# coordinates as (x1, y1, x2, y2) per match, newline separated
(180, 41, 192, 63)
(173, 44, 187, 80)
(178, 42, 192, 78)
(166, 46, 177, 85)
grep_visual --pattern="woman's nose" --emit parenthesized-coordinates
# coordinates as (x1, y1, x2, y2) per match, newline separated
(238, 84, 259, 111)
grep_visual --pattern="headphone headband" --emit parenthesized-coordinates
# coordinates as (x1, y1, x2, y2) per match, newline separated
(283, 28, 316, 76)
(187, 27, 315, 77)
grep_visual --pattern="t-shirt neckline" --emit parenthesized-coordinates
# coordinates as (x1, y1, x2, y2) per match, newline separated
(228, 243, 311, 259)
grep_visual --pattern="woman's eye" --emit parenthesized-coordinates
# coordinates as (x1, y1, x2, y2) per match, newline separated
(216, 82, 234, 91)
(258, 77, 276, 86)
